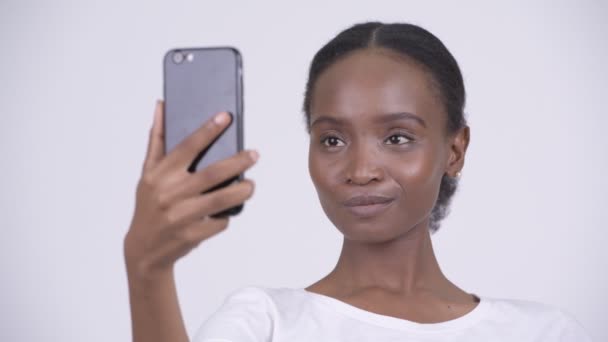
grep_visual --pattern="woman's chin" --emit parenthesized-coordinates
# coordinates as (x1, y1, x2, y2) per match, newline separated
(333, 219, 408, 243)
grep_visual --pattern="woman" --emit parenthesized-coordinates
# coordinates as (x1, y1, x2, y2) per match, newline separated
(124, 22, 591, 341)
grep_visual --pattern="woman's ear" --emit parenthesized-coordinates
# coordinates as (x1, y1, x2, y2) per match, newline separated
(446, 126, 470, 177)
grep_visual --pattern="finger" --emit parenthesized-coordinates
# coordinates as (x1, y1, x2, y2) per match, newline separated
(142, 100, 166, 173)
(165, 180, 255, 228)
(154, 111, 232, 177)
(150, 217, 230, 268)
(162, 150, 259, 203)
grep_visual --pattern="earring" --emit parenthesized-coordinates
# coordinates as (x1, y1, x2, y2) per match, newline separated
(455, 171, 462, 179)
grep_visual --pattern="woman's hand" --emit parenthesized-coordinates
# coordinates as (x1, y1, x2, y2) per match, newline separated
(124, 100, 258, 281)
(124, 101, 258, 342)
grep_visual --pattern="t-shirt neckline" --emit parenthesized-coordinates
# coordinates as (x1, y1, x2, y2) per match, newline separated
(296, 288, 492, 333)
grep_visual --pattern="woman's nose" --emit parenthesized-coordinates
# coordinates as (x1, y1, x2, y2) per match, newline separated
(345, 144, 384, 185)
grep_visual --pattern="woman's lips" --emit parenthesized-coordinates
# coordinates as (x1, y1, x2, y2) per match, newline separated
(342, 195, 395, 218)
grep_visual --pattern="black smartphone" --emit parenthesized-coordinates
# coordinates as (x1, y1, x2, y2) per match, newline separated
(163, 47, 244, 217)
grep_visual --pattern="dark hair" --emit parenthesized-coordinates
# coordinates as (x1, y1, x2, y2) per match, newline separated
(303, 22, 467, 233)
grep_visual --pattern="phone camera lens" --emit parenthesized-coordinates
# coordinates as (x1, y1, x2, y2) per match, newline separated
(172, 51, 184, 64)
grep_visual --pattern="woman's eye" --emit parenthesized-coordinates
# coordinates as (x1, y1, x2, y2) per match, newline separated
(321, 136, 345, 147)
(385, 134, 411, 145)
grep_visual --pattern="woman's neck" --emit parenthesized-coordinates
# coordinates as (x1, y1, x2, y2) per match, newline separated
(307, 219, 463, 300)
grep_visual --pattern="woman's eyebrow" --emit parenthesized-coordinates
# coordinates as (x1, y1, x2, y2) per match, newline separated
(310, 115, 344, 128)
(310, 112, 426, 128)
(379, 112, 427, 127)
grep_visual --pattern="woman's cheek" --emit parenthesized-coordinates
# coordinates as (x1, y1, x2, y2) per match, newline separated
(390, 148, 443, 214)
(309, 151, 334, 195)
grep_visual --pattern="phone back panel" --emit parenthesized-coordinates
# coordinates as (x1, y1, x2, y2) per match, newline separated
(163, 47, 243, 172)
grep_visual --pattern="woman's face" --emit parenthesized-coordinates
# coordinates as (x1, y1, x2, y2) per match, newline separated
(308, 48, 465, 242)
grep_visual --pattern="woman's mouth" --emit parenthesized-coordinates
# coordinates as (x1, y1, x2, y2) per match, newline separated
(342, 195, 395, 218)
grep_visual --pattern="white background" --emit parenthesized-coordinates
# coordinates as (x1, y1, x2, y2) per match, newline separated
(1, 0, 606, 341)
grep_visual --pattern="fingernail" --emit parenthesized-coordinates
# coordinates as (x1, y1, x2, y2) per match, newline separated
(214, 112, 230, 125)
(249, 150, 259, 162)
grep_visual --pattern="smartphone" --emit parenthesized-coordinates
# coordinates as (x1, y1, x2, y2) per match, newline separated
(163, 47, 244, 217)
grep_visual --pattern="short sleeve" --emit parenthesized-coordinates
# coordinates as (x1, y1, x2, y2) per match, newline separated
(556, 309, 593, 342)
(192, 287, 274, 342)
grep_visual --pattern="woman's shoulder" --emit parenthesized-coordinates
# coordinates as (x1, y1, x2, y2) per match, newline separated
(221, 285, 304, 302)
(220, 285, 312, 312)
(479, 295, 592, 341)
(482, 295, 575, 319)
(213, 285, 313, 316)
(192, 286, 283, 342)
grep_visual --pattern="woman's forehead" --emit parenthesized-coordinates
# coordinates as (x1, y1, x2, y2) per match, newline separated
(309, 49, 444, 125)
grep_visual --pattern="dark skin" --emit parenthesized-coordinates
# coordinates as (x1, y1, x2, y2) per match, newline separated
(305, 48, 474, 323)
(125, 47, 473, 341)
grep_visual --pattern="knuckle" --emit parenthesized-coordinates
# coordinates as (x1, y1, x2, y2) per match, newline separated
(154, 191, 172, 210)
(177, 227, 198, 245)
(140, 173, 156, 189)
(198, 166, 219, 185)
(225, 183, 246, 202)
(209, 192, 229, 209)
(182, 138, 200, 154)
(164, 208, 181, 227)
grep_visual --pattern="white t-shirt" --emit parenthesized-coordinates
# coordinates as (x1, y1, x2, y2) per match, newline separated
(193, 286, 592, 342)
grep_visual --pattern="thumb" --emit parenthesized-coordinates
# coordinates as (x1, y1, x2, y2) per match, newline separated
(142, 100, 165, 173)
